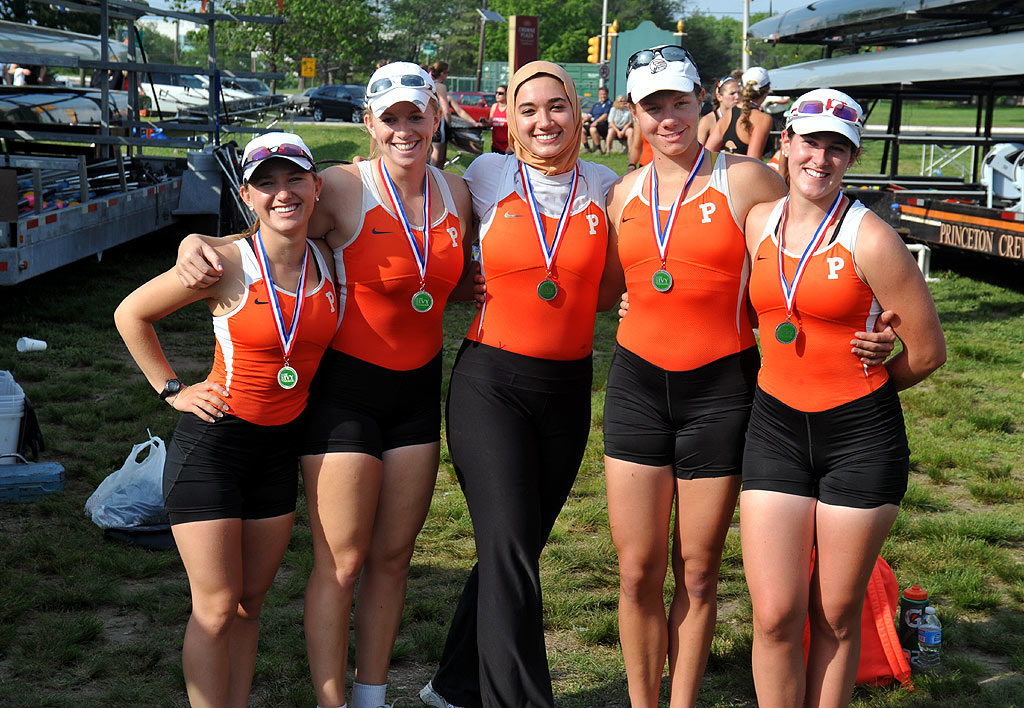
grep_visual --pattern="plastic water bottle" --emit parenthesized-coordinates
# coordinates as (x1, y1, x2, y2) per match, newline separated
(916, 606, 942, 671)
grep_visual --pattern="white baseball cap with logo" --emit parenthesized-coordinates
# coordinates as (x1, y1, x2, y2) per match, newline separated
(786, 88, 865, 147)
(241, 131, 315, 183)
(626, 47, 702, 103)
(366, 62, 436, 117)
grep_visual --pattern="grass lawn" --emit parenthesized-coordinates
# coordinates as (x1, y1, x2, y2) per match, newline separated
(1, 124, 1022, 707)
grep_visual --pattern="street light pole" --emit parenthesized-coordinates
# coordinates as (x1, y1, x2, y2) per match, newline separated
(475, 6, 505, 92)
(599, 0, 608, 88)
(476, 0, 487, 90)
(742, 0, 750, 71)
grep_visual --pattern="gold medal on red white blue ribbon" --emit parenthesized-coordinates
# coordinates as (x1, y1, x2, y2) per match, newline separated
(252, 230, 309, 389)
(379, 159, 434, 313)
(519, 161, 578, 302)
(649, 148, 705, 293)
(774, 191, 845, 344)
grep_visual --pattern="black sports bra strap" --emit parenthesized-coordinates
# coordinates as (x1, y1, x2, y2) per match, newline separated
(826, 197, 854, 247)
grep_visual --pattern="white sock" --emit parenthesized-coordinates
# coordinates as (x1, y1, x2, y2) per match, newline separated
(351, 682, 387, 708)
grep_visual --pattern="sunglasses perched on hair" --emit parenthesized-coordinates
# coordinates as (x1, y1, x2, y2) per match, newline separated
(367, 73, 430, 97)
(791, 99, 861, 124)
(243, 143, 312, 167)
(626, 46, 695, 75)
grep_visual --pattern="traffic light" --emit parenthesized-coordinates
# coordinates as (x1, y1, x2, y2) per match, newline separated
(609, 19, 619, 36)
(587, 35, 601, 64)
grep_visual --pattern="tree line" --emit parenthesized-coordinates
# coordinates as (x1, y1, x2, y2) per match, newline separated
(3, 0, 825, 89)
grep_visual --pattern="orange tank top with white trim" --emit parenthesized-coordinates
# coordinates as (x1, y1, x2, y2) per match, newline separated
(208, 239, 338, 426)
(467, 157, 608, 360)
(330, 160, 465, 370)
(616, 153, 757, 370)
(748, 198, 889, 412)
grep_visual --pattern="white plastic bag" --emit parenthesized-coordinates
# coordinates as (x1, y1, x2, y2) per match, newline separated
(85, 431, 167, 528)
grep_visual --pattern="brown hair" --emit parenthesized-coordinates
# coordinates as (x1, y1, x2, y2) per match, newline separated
(711, 76, 738, 112)
(739, 80, 771, 132)
(427, 61, 449, 79)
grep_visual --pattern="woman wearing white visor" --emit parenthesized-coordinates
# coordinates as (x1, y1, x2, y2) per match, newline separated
(741, 88, 945, 708)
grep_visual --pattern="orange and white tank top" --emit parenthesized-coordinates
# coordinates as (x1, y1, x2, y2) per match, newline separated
(616, 153, 756, 370)
(209, 240, 337, 426)
(749, 198, 889, 412)
(468, 156, 609, 360)
(330, 160, 465, 370)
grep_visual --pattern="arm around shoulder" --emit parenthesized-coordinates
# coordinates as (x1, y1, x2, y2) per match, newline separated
(855, 213, 946, 390)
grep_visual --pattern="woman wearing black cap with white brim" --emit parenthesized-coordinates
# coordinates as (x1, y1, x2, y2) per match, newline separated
(741, 88, 944, 707)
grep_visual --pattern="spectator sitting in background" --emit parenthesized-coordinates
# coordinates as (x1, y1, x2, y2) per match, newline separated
(582, 86, 612, 153)
(605, 94, 633, 154)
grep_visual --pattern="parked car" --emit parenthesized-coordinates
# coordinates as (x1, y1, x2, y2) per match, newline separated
(449, 91, 495, 123)
(308, 84, 364, 122)
(290, 86, 319, 114)
(223, 77, 288, 105)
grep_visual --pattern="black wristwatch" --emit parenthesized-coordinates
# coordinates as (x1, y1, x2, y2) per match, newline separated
(159, 378, 182, 401)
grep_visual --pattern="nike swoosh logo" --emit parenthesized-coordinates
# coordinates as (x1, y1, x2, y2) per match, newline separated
(503, 212, 523, 218)
(755, 255, 770, 261)
(372, 227, 390, 234)
(621, 216, 636, 223)
(254, 298, 269, 305)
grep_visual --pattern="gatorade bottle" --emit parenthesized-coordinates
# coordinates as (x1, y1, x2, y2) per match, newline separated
(898, 584, 929, 658)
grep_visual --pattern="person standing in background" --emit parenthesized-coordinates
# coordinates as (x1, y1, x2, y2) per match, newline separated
(489, 84, 510, 154)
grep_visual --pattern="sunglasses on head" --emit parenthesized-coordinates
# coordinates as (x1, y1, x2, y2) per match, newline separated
(716, 75, 736, 89)
(627, 46, 695, 75)
(791, 99, 860, 124)
(367, 73, 430, 97)
(243, 142, 312, 168)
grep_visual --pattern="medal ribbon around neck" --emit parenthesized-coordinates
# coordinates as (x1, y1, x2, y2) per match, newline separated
(519, 161, 579, 276)
(649, 148, 705, 264)
(776, 191, 845, 318)
(378, 159, 431, 286)
(253, 229, 309, 363)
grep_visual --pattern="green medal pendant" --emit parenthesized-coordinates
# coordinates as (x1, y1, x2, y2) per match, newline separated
(411, 289, 434, 313)
(537, 278, 558, 301)
(652, 268, 673, 293)
(278, 364, 298, 389)
(775, 320, 798, 344)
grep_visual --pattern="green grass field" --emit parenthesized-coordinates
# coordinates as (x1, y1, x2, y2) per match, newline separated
(1, 123, 1022, 707)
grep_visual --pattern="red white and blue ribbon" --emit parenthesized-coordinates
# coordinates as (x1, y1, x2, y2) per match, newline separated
(776, 191, 845, 316)
(519, 161, 579, 275)
(379, 159, 431, 285)
(253, 229, 309, 361)
(650, 148, 705, 263)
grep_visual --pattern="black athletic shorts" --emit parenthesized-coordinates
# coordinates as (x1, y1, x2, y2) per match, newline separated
(741, 380, 910, 509)
(603, 344, 759, 479)
(163, 412, 302, 525)
(302, 347, 442, 458)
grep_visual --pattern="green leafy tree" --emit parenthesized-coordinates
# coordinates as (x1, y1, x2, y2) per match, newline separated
(135, 22, 179, 65)
(180, 0, 378, 85)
